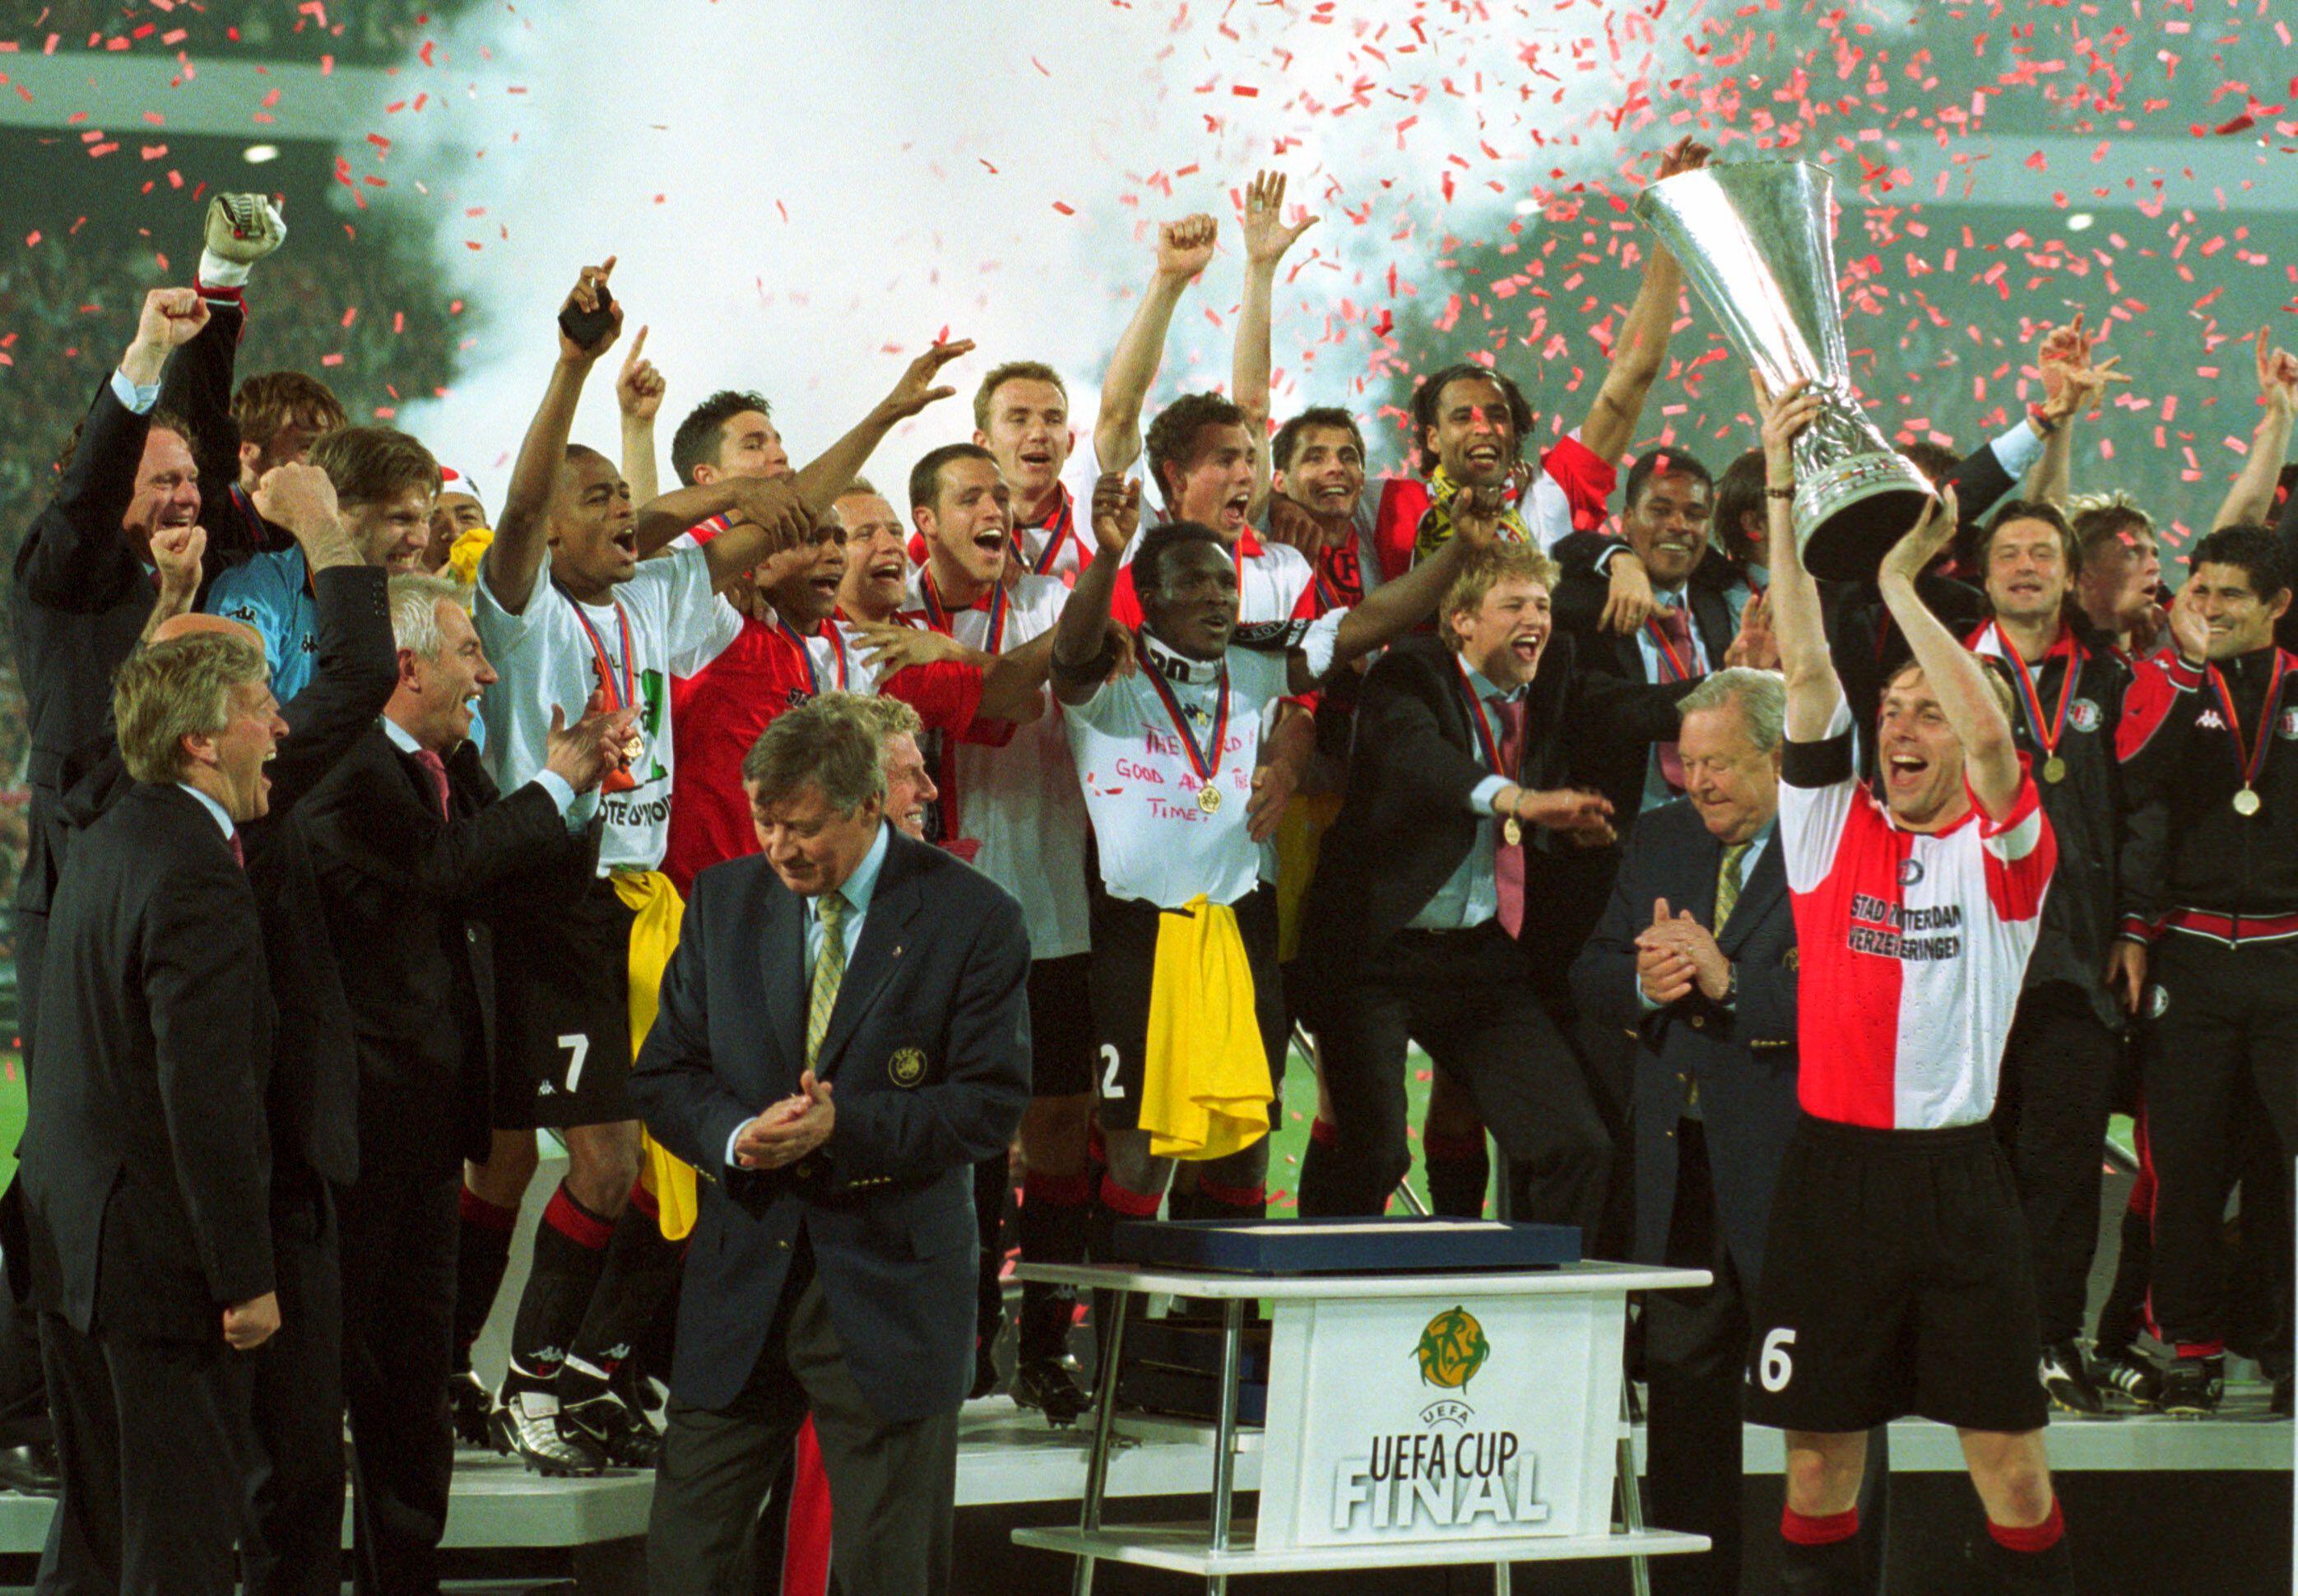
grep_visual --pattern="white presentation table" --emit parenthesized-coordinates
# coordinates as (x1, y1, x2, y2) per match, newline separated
(1013, 1258, 1711, 1594)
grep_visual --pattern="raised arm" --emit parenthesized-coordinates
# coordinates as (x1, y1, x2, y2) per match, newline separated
(1579, 138, 1706, 463)
(615, 326, 666, 508)
(18, 290, 206, 607)
(1300, 495, 1488, 691)
(1094, 216, 1217, 475)
(1875, 485, 2022, 818)
(2213, 327, 2298, 531)
(787, 340, 973, 521)
(485, 259, 622, 615)
(1753, 373, 1842, 742)
(2024, 315, 2126, 508)
(1233, 172, 1318, 519)
(1052, 474, 1138, 705)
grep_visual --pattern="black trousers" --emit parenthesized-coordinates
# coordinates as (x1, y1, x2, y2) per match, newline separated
(1989, 983, 2119, 1345)
(2142, 935, 2298, 1353)
(0, 907, 53, 1449)
(341, 1162, 462, 1596)
(37, 1313, 253, 1596)
(648, 1247, 957, 1595)
(1300, 922, 1611, 1232)
(240, 1181, 345, 1596)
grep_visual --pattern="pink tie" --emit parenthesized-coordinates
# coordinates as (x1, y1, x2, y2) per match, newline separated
(414, 747, 452, 821)
(1494, 697, 1526, 938)
(229, 832, 245, 870)
(1653, 603, 1694, 791)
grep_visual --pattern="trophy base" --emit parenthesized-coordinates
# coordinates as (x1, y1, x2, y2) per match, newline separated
(1794, 451, 1937, 582)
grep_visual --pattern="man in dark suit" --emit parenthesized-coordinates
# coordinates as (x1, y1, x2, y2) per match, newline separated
(1572, 667, 1803, 1596)
(1297, 542, 1694, 1227)
(18, 629, 287, 1595)
(630, 695, 1030, 1595)
(298, 573, 627, 1595)
(51, 462, 398, 1595)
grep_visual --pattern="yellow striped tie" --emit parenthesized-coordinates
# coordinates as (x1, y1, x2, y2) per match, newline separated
(805, 890, 849, 1073)
(1715, 842, 1750, 933)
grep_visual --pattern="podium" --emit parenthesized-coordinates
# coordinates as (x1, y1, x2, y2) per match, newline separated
(1013, 1249, 1711, 1594)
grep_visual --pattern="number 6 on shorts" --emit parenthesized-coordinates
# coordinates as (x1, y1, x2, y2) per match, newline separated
(1759, 1327, 1796, 1393)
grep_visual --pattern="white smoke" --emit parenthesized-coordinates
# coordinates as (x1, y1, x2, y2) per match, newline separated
(378, 0, 1698, 490)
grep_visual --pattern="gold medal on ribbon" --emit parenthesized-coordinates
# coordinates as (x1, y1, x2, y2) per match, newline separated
(2207, 655, 2285, 825)
(1502, 815, 1523, 847)
(2041, 755, 2066, 786)
(1197, 785, 1223, 815)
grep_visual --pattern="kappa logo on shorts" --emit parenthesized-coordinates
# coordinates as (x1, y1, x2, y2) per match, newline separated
(888, 1046, 928, 1088)
(1897, 856, 1926, 888)
(2147, 984, 2170, 1020)
(2068, 698, 2102, 734)
(2279, 707, 2298, 740)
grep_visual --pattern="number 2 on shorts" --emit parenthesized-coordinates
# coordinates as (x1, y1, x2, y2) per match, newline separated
(1099, 1042, 1125, 1101)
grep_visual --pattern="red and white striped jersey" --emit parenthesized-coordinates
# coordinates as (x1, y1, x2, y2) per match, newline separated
(1779, 695, 2057, 1130)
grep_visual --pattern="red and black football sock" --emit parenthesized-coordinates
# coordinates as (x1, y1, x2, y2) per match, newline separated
(1780, 1506, 1862, 1595)
(503, 1181, 614, 1400)
(1984, 1500, 2073, 1594)
(452, 1188, 520, 1375)
(1423, 1130, 1490, 1218)
(1017, 1171, 1093, 1365)
(560, 1181, 681, 1404)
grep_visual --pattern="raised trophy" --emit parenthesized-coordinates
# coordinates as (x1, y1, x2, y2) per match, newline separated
(1634, 160, 1934, 580)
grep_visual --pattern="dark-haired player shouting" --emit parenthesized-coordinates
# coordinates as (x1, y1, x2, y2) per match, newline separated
(1747, 376, 2070, 1595)
(1052, 473, 1491, 1255)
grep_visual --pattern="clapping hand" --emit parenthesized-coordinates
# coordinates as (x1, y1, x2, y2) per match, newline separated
(1636, 897, 1730, 1004)
(733, 1069, 836, 1170)
(542, 703, 639, 793)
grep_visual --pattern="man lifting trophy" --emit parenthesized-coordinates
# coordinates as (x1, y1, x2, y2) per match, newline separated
(1636, 160, 1934, 579)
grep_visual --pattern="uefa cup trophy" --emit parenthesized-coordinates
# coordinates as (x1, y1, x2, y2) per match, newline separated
(1634, 160, 1934, 580)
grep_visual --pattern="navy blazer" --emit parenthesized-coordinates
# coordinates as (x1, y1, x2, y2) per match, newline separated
(629, 830, 1032, 1422)
(23, 783, 276, 1341)
(1569, 797, 1799, 1284)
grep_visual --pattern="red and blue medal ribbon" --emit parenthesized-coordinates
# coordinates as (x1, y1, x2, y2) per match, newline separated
(2000, 627, 2082, 763)
(1019, 487, 1075, 576)
(1642, 610, 1695, 684)
(776, 619, 849, 696)
(2207, 649, 2287, 800)
(1453, 657, 1506, 774)
(919, 566, 1010, 654)
(1142, 659, 1231, 799)
(564, 592, 637, 712)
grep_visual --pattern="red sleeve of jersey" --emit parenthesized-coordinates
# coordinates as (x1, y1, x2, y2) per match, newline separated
(1539, 433, 1619, 533)
(1109, 565, 1144, 629)
(882, 661, 995, 741)
(1372, 476, 1432, 584)
(1975, 768, 2056, 923)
